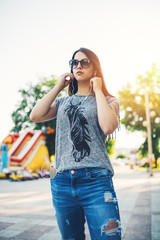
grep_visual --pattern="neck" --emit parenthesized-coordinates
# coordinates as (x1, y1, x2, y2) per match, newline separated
(76, 82, 95, 95)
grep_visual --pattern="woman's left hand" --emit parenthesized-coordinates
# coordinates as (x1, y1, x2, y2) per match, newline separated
(90, 77, 102, 93)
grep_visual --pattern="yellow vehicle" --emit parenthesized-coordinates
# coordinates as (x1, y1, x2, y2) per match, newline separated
(31, 172, 39, 179)
(9, 172, 23, 181)
(0, 172, 6, 179)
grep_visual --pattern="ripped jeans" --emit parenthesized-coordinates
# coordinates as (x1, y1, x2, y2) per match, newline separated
(50, 168, 121, 240)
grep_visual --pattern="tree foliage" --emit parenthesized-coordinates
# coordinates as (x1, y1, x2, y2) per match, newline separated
(105, 139, 116, 156)
(118, 63, 160, 166)
(116, 153, 128, 159)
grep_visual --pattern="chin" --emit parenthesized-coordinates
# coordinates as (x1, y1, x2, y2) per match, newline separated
(76, 76, 89, 82)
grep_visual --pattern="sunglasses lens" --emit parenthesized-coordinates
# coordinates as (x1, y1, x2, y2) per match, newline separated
(69, 59, 78, 69)
(81, 59, 90, 68)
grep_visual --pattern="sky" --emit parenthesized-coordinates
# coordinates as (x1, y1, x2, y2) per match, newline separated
(0, 0, 160, 150)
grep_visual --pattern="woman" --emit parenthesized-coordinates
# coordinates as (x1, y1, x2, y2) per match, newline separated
(30, 47, 121, 240)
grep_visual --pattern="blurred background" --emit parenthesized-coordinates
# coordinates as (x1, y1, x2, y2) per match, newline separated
(0, 2, 160, 240)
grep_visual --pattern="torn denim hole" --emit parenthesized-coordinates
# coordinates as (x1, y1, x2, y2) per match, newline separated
(101, 219, 121, 236)
(104, 192, 117, 203)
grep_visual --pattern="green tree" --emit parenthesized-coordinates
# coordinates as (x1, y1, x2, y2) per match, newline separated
(105, 139, 116, 156)
(118, 63, 160, 167)
(11, 75, 63, 156)
(116, 153, 128, 159)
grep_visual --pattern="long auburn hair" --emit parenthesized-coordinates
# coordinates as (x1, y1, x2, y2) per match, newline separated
(68, 47, 112, 97)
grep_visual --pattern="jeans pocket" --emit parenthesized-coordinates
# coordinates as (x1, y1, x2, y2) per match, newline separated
(88, 168, 111, 180)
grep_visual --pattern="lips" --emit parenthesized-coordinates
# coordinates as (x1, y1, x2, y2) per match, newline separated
(76, 71, 83, 75)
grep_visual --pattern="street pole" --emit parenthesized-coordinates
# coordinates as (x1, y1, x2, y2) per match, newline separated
(144, 89, 153, 177)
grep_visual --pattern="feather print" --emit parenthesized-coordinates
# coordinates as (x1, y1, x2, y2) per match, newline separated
(65, 99, 91, 162)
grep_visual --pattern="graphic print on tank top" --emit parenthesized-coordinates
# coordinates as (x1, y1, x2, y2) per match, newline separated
(64, 99, 91, 162)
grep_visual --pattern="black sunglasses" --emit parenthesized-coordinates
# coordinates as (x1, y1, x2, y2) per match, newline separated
(69, 58, 91, 69)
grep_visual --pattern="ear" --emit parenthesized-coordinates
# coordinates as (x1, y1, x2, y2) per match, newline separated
(94, 71, 97, 77)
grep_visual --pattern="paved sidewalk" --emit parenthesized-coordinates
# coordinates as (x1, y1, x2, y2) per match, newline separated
(0, 165, 160, 240)
(114, 166, 160, 240)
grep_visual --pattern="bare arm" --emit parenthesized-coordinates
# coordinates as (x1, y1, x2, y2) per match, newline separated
(90, 77, 118, 135)
(30, 73, 74, 123)
(95, 90, 118, 135)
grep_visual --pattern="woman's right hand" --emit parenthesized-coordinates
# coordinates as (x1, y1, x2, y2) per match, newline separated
(30, 72, 74, 123)
(57, 73, 74, 91)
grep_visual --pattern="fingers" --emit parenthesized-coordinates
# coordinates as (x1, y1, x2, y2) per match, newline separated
(65, 74, 74, 81)
(90, 77, 98, 85)
(59, 73, 74, 85)
(90, 77, 102, 92)
(63, 73, 74, 88)
(65, 73, 74, 85)
(60, 73, 74, 81)
(64, 78, 72, 87)
(57, 73, 74, 90)
(64, 73, 74, 80)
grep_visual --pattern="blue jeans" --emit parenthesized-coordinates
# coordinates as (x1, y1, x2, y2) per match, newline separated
(50, 168, 121, 240)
